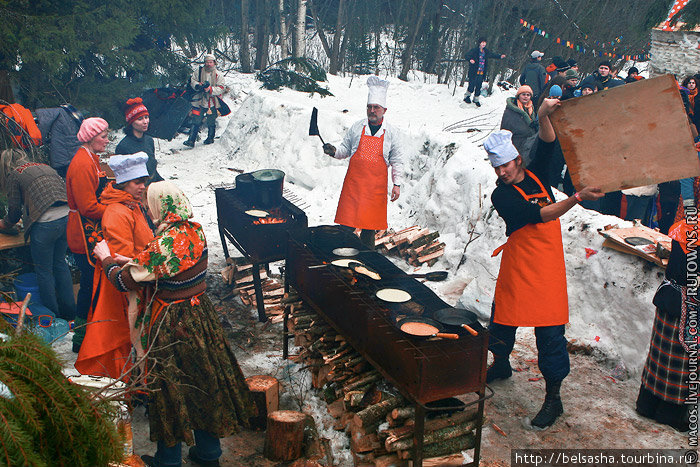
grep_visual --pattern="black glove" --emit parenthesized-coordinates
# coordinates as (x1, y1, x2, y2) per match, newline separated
(202, 80, 210, 89)
(323, 143, 336, 156)
(193, 83, 203, 92)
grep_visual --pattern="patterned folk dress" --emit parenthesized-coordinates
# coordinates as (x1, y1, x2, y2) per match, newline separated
(102, 182, 253, 447)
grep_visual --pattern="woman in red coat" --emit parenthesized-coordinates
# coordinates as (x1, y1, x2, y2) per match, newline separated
(75, 153, 154, 379)
(66, 117, 109, 353)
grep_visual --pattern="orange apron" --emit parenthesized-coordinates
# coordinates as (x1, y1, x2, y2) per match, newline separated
(334, 126, 388, 230)
(491, 170, 569, 327)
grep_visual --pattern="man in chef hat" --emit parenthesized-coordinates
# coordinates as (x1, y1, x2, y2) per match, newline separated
(323, 75, 405, 249)
(485, 97, 603, 430)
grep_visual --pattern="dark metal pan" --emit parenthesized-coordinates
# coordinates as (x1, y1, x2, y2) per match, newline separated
(409, 271, 448, 281)
(432, 307, 479, 336)
(396, 316, 459, 340)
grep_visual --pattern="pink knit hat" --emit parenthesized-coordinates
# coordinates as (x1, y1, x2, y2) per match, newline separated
(77, 117, 109, 143)
(516, 85, 533, 96)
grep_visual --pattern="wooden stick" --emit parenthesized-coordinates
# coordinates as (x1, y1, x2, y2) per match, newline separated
(16, 293, 31, 333)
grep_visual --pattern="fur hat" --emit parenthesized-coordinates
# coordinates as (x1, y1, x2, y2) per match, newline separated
(124, 97, 148, 125)
(567, 58, 577, 67)
(77, 117, 109, 143)
(484, 130, 519, 168)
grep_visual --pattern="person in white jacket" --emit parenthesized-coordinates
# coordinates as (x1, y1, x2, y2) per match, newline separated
(184, 54, 225, 147)
(322, 76, 405, 249)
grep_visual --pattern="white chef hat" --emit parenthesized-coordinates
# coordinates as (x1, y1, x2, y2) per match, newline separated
(483, 130, 520, 167)
(367, 76, 389, 108)
(108, 153, 150, 184)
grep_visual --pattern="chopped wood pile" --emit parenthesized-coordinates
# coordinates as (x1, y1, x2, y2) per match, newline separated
(286, 297, 482, 466)
(374, 226, 445, 267)
(220, 257, 286, 321)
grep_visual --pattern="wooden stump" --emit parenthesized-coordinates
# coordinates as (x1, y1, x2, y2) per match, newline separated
(263, 410, 307, 461)
(246, 375, 279, 430)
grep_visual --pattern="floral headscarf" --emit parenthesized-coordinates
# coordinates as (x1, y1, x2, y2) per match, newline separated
(131, 181, 206, 278)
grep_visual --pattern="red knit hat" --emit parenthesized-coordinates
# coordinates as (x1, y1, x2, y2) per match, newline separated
(124, 97, 148, 125)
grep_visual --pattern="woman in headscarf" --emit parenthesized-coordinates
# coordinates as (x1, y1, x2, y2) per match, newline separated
(93, 181, 252, 467)
(500, 85, 538, 161)
(75, 153, 154, 379)
(115, 97, 163, 183)
(635, 215, 694, 432)
(66, 117, 110, 352)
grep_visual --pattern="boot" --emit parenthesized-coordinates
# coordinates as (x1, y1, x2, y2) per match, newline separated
(463, 94, 472, 103)
(188, 446, 220, 467)
(474, 95, 481, 107)
(486, 357, 512, 383)
(184, 124, 200, 147)
(203, 126, 215, 145)
(531, 379, 564, 429)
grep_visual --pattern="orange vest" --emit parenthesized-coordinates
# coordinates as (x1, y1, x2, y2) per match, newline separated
(492, 170, 569, 327)
(0, 104, 42, 148)
(335, 127, 389, 230)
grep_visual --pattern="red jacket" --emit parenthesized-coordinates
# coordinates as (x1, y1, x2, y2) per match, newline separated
(65, 147, 106, 254)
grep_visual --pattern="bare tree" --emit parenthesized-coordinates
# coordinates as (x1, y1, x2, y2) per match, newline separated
(277, 0, 288, 59)
(329, 0, 346, 74)
(255, 0, 271, 69)
(293, 0, 307, 57)
(398, 0, 429, 81)
(240, 0, 253, 73)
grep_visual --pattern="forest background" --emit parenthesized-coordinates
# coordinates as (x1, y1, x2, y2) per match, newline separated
(0, 0, 698, 124)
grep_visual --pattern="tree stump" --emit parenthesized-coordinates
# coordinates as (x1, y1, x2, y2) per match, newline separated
(246, 375, 279, 430)
(263, 410, 307, 461)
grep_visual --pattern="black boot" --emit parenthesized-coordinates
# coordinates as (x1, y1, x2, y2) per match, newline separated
(184, 124, 200, 147)
(531, 379, 564, 429)
(486, 357, 512, 383)
(203, 126, 215, 145)
(463, 95, 472, 103)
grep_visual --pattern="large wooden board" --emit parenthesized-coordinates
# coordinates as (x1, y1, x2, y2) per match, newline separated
(550, 74, 699, 193)
(598, 224, 671, 268)
(0, 231, 25, 251)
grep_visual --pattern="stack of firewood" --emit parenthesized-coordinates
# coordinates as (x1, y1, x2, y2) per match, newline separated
(220, 258, 286, 319)
(287, 300, 482, 466)
(375, 226, 445, 267)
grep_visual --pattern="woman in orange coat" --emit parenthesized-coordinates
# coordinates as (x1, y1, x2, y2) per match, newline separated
(75, 153, 154, 379)
(66, 117, 109, 353)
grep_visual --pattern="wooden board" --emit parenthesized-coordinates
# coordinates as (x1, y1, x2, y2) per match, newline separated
(0, 231, 25, 251)
(550, 74, 699, 193)
(598, 224, 671, 268)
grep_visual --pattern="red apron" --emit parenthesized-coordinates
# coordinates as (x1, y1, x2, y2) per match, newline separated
(335, 126, 388, 230)
(491, 170, 569, 327)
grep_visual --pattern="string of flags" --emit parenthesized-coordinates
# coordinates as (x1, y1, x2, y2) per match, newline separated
(519, 18, 650, 61)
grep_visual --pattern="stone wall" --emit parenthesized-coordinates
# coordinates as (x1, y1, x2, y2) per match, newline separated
(650, 28, 700, 78)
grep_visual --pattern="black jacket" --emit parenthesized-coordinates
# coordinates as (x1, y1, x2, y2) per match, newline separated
(581, 72, 624, 90)
(519, 61, 547, 97)
(465, 47, 502, 81)
(115, 132, 163, 182)
(500, 97, 538, 160)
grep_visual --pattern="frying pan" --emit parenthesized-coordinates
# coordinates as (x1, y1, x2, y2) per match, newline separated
(409, 271, 448, 281)
(396, 316, 459, 340)
(432, 307, 479, 336)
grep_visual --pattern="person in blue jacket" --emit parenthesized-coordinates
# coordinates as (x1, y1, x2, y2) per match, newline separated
(35, 105, 83, 178)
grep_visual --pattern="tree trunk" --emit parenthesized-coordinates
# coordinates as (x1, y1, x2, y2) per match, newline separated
(278, 0, 288, 59)
(240, 0, 253, 73)
(329, 0, 346, 74)
(307, 0, 332, 59)
(398, 0, 429, 81)
(255, 0, 271, 70)
(246, 375, 280, 430)
(293, 0, 307, 58)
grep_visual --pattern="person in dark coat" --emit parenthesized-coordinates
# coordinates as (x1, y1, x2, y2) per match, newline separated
(636, 217, 693, 432)
(35, 105, 83, 178)
(546, 56, 570, 82)
(519, 51, 546, 104)
(115, 98, 163, 183)
(580, 60, 624, 90)
(463, 38, 505, 107)
(681, 76, 699, 130)
(500, 85, 538, 162)
(625, 66, 644, 83)
(561, 69, 580, 100)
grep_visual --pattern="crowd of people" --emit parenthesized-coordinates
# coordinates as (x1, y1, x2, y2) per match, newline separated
(0, 55, 250, 467)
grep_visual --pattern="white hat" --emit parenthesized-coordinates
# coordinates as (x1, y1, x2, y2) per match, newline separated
(367, 76, 389, 108)
(531, 50, 544, 59)
(108, 153, 150, 184)
(484, 130, 520, 167)
(204, 53, 216, 62)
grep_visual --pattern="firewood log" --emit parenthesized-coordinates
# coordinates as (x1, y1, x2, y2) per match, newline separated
(373, 454, 405, 467)
(343, 372, 381, 392)
(385, 417, 481, 452)
(395, 432, 475, 460)
(246, 375, 280, 430)
(390, 407, 415, 421)
(418, 248, 444, 264)
(263, 410, 308, 461)
(352, 395, 404, 430)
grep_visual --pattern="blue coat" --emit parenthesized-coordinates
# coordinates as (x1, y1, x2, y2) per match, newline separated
(36, 105, 82, 171)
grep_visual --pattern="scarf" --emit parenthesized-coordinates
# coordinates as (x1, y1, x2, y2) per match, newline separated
(516, 98, 534, 118)
(688, 88, 697, 116)
(99, 182, 142, 210)
(131, 181, 206, 279)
